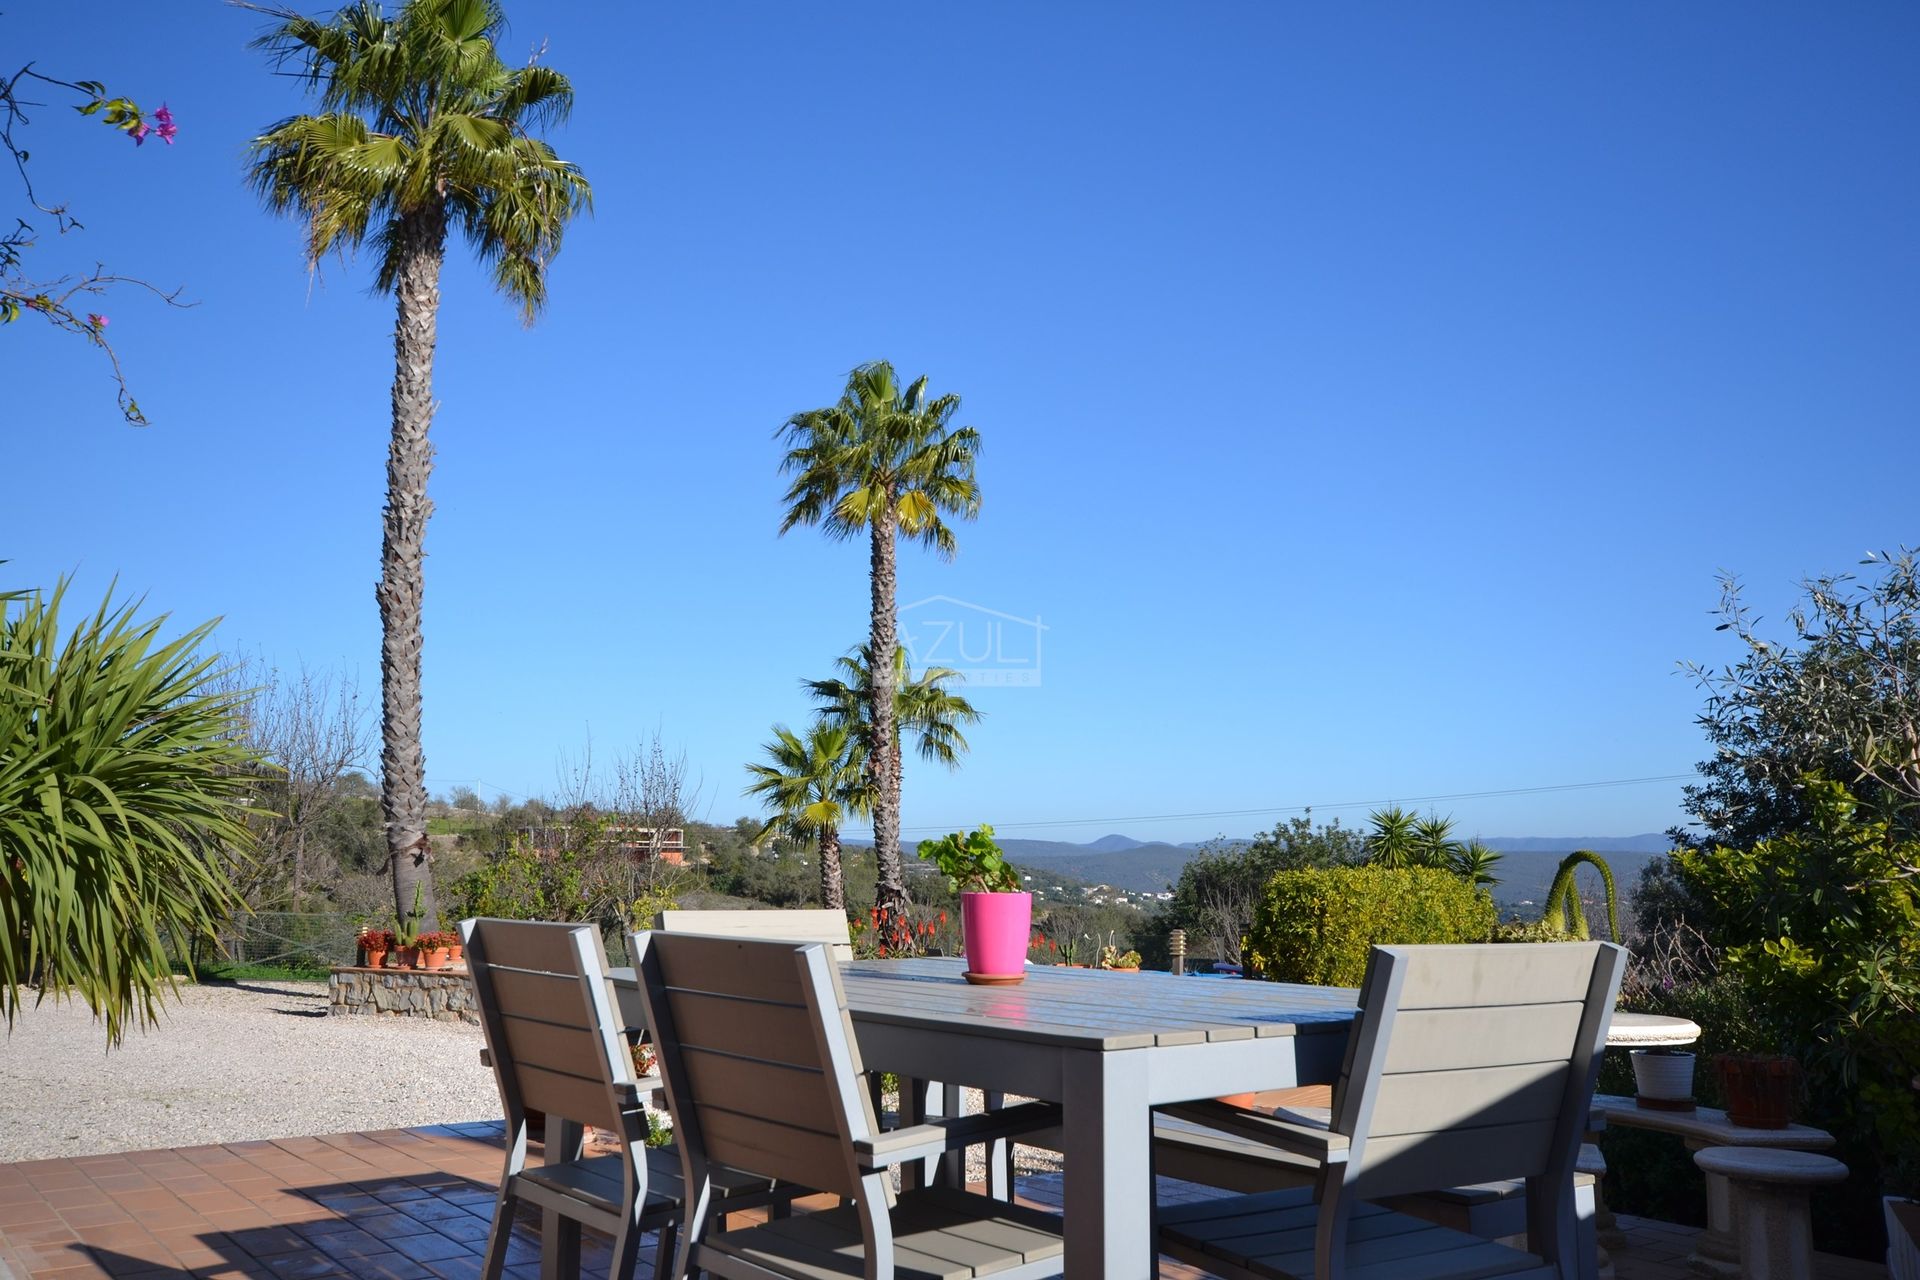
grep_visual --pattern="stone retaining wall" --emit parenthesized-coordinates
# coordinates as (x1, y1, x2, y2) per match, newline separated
(328, 965, 478, 1023)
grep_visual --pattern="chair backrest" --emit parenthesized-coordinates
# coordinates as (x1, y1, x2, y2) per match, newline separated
(635, 931, 876, 1199)
(461, 917, 641, 1138)
(653, 908, 854, 961)
(1332, 941, 1625, 1202)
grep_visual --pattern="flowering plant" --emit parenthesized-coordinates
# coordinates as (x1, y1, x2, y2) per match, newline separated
(915, 824, 1018, 895)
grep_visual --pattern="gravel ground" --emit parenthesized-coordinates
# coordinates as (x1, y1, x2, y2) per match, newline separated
(0, 980, 496, 1163)
(0, 980, 1063, 1183)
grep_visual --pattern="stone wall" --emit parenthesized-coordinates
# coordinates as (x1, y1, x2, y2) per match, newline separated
(328, 965, 478, 1023)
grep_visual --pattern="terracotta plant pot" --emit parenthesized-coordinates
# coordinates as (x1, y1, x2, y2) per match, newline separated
(391, 946, 418, 970)
(420, 947, 451, 971)
(1716, 1053, 1802, 1129)
(363, 949, 388, 970)
(448, 943, 463, 964)
(961, 891, 1032, 979)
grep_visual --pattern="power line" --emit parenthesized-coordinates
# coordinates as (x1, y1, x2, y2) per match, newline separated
(854, 772, 1696, 839)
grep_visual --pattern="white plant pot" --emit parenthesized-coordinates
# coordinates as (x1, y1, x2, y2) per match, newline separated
(1631, 1050, 1696, 1100)
(1888, 1196, 1920, 1280)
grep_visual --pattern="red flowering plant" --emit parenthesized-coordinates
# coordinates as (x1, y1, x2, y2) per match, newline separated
(849, 905, 957, 959)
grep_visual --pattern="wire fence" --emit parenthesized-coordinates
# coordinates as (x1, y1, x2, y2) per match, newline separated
(177, 911, 363, 973)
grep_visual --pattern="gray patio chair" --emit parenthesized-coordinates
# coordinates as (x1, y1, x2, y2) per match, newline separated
(654, 907, 855, 961)
(633, 930, 1068, 1280)
(461, 918, 781, 1280)
(1155, 941, 1625, 1280)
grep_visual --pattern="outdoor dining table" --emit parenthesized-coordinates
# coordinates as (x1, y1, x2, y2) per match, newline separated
(608, 956, 1359, 1280)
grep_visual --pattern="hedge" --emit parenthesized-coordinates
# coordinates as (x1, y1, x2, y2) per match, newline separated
(1245, 865, 1497, 987)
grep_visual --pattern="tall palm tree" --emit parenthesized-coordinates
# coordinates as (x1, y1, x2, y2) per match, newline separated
(805, 644, 982, 814)
(777, 362, 981, 931)
(247, 0, 590, 930)
(744, 722, 862, 910)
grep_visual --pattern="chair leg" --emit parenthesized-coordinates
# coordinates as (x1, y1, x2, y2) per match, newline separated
(480, 1189, 518, 1280)
(545, 1211, 581, 1280)
(607, 1220, 641, 1280)
(651, 1223, 677, 1280)
(984, 1090, 1012, 1201)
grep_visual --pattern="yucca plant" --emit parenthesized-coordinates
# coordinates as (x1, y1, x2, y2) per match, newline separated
(0, 579, 261, 1043)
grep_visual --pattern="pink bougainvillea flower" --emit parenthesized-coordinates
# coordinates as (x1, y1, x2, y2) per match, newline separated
(153, 103, 177, 145)
(129, 122, 151, 146)
(88, 314, 108, 328)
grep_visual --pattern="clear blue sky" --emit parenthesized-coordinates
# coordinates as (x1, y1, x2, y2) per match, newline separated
(8, 3, 1916, 844)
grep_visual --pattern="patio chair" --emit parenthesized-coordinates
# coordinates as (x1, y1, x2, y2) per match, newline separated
(461, 918, 780, 1280)
(653, 907, 855, 961)
(1155, 941, 1625, 1280)
(633, 930, 1068, 1280)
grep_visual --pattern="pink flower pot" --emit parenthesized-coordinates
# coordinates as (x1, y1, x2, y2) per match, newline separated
(961, 891, 1032, 979)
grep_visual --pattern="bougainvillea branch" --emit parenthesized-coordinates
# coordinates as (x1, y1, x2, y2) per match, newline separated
(1, 63, 190, 425)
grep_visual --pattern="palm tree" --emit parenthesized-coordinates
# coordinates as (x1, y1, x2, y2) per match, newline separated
(1413, 813, 1461, 869)
(1449, 839, 1504, 888)
(246, 0, 590, 930)
(744, 722, 862, 910)
(805, 644, 982, 814)
(777, 362, 982, 930)
(1364, 805, 1421, 868)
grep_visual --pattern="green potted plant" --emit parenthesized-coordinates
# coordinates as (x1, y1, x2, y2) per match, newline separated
(1099, 939, 1142, 972)
(916, 824, 1028, 982)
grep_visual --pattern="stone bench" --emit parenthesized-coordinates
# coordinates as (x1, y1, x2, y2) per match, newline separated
(1590, 1094, 1836, 1275)
(1693, 1146, 1847, 1280)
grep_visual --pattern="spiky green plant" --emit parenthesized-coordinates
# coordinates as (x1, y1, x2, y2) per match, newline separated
(1541, 850, 1619, 940)
(0, 580, 261, 1043)
(1450, 839, 1504, 888)
(1364, 805, 1421, 868)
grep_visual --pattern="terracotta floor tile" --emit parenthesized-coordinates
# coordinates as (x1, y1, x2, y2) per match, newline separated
(27, 1262, 113, 1280)
(42, 1189, 111, 1211)
(336, 1251, 432, 1280)
(0, 1200, 65, 1227)
(57, 1206, 134, 1230)
(256, 1248, 339, 1280)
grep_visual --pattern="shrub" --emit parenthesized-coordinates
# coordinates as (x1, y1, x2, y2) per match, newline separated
(2, 580, 261, 1044)
(1246, 866, 1497, 987)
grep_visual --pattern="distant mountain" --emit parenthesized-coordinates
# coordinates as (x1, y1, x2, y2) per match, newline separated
(992, 832, 1674, 901)
(998, 838, 1194, 893)
(1480, 835, 1673, 855)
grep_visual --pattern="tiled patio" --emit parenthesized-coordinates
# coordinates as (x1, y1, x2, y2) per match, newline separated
(0, 1123, 1886, 1280)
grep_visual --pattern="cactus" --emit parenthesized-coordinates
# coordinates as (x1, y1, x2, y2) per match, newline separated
(1542, 851, 1619, 940)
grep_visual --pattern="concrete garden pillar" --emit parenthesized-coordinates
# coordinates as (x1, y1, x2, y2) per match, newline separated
(1691, 1146, 1848, 1280)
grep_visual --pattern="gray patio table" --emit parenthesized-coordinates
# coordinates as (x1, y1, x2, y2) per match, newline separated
(609, 957, 1357, 1280)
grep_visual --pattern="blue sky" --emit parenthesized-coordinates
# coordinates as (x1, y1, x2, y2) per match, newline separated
(7, 3, 1916, 844)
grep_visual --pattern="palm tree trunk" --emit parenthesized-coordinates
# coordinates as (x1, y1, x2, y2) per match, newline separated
(818, 826, 846, 911)
(378, 205, 447, 932)
(868, 498, 907, 941)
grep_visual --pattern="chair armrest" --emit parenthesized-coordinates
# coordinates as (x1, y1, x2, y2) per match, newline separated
(1157, 1099, 1350, 1166)
(854, 1102, 1064, 1170)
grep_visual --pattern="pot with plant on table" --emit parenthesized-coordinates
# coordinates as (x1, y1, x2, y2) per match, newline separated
(916, 824, 1030, 984)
